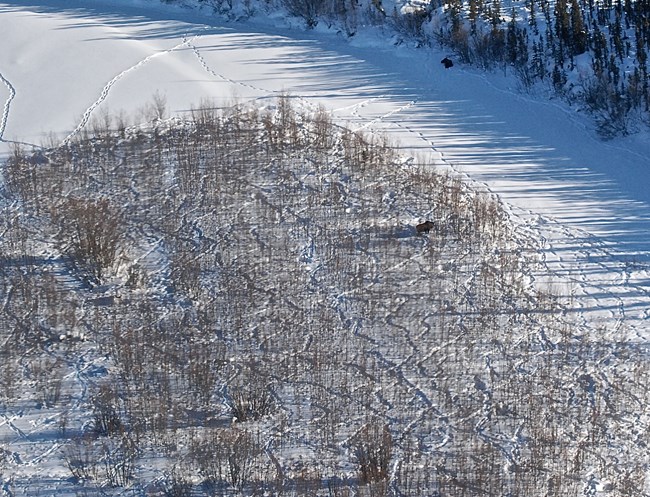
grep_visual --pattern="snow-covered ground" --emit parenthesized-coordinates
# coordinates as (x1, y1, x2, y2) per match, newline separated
(1, 2, 650, 493)
(1, 1, 649, 333)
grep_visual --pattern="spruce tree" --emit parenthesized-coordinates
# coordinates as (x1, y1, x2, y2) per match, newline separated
(507, 9, 519, 64)
(469, 0, 479, 34)
(570, 0, 587, 54)
(532, 38, 547, 79)
(554, 0, 571, 64)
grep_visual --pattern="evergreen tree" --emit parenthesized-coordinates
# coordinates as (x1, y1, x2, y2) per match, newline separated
(527, 0, 539, 33)
(634, 27, 649, 110)
(532, 38, 547, 79)
(635, 25, 648, 69)
(469, 0, 479, 34)
(609, 53, 620, 85)
(518, 27, 530, 66)
(507, 9, 519, 64)
(554, 0, 571, 64)
(490, 0, 502, 28)
(552, 64, 567, 90)
(610, 12, 625, 60)
(447, 0, 464, 33)
(570, 0, 588, 54)
(592, 23, 609, 75)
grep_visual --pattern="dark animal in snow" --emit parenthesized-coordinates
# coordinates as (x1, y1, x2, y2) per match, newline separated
(441, 57, 453, 69)
(415, 221, 435, 234)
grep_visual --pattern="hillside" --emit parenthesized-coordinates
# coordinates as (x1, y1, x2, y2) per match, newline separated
(0, 96, 648, 495)
(0, 1, 649, 495)
(168, 0, 650, 138)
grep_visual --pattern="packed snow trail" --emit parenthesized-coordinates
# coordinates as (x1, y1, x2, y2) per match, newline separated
(1, 1, 650, 340)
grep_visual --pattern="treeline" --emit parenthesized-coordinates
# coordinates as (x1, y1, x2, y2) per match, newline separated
(439, 0, 650, 136)
(187, 0, 650, 137)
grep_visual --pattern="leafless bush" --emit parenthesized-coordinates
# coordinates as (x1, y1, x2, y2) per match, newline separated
(64, 435, 99, 482)
(187, 338, 225, 407)
(139, 91, 168, 122)
(31, 356, 64, 408)
(0, 348, 18, 402)
(190, 427, 263, 490)
(50, 197, 124, 284)
(101, 432, 138, 487)
(0, 445, 6, 478)
(580, 75, 632, 138)
(391, 6, 430, 43)
(89, 107, 115, 141)
(198, 0, 234, 14)
(224, 374, 276, 422)
(309, 104, 336, 150)
(351, 420, 392, 485)
(161, 467, 193, 497)
(262, 93, 301, 151)
(284, 0, 325, 27)
(3, 96, 647, 496)
(91, 384, 123, 437)
(226, 387, 276, 423)
(3, 145, 56, 209)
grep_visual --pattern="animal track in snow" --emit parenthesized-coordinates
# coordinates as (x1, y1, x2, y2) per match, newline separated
(0, 70, 16, 142)
(383, 106, 641, 340)
(61, 36, 197, 146)
(352, 99, 417, 132)
(187, 36, 271, 95)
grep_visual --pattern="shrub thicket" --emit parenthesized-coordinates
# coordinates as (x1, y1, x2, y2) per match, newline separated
(0, 97, 647, 495)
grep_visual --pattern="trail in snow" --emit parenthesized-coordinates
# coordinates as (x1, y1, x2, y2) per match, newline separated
(351, 99, 417, 132)
(367, 104, 636, 346)
(61, 35, 198, 145)
(0, 413, 28, 441)
(0, 70, 16, 142)
(382, 110, 632, 333)
(326, 90, 593, 319)
(181, 23, 650, 342)
(1, 0, 649, 342)
(319, 72, 649, 340)
(187, 36, 272, 96)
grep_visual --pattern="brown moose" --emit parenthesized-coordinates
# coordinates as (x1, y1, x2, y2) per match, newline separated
(415, 220, 435, 234)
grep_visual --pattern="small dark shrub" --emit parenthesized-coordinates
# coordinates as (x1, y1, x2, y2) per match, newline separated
(352, 421, 392, 484)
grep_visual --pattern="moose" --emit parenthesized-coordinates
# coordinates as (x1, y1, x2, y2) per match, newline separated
(415, 220, 435, 234)
(441, 57, 454, 69)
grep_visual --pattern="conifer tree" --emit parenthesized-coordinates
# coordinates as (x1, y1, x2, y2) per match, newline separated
(532, 38, 547, 79)
(507, 9, 519, 64)
(635, 25, 648, 69)
(592, 24, 608, 75)
(447, 0, 464, 33)
(611, 12, 625, 60)
(570, 0, 587, 54)
(490, 0, 502, 28)
(527, 0, 537, 30)
(552, 64, 567, 90)
(554, 0, 571, 63)
(469, 0, 479, 34)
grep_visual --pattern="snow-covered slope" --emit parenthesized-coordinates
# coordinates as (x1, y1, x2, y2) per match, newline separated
(1, 0, 649, 340)
(1, 2, 649, 494)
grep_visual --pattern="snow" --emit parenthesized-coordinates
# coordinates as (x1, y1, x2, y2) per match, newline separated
(1, 0, 649, 341)
(0, 0, 649, 493)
